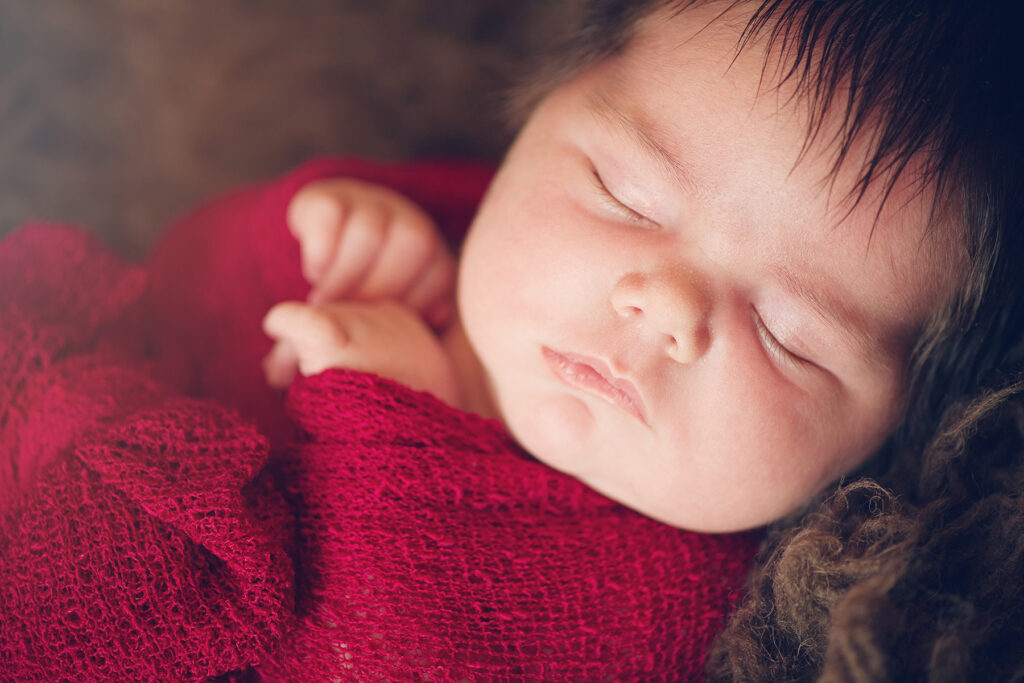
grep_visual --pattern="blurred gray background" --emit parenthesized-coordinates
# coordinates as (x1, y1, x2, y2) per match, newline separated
(0, 1, 580, 257)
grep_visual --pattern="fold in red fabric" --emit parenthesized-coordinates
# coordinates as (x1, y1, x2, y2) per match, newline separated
(1, 158, 758, 681)
(0, 225, 294, 681)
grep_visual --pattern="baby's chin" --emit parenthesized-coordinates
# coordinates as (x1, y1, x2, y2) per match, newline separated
(525, 441, 811, 534)
(495, 383, 824, 533)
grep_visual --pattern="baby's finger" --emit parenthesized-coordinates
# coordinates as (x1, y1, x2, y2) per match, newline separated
(424, 297, 456, 330)
(308, 202, 390, 305)
(262, 340, 299, 388)
(401, 250, 456, 325)
(288, 186, 347, 284)
(263, 301, 356, 380)
(354, 212, 441, 301)
(263, 301, 309, 340)
(264, 301, 349, 347)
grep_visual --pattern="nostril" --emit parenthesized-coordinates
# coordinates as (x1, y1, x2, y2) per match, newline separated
(666, 335, 683, 359)
(617, 303, 642, 318)
(666, 329, 709, 364)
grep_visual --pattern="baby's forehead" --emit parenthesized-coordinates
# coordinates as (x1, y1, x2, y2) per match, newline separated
(619, 2, 960, 244)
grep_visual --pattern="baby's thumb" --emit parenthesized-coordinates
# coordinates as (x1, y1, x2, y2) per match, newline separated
(262, 301, 309, 341)
(262, 301, 352, 382)
(262, 302, 316, 388)
(263, 339, 299, 388)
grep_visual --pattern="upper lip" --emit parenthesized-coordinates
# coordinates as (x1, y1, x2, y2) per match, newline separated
(542, 347, 649, 425)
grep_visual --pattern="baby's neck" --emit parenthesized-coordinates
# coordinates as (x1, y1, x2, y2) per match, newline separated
(441, 319, 499, 421)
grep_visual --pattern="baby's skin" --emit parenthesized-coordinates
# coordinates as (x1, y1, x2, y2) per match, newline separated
(263, 178, 464, 409)
(263, 3, 961, 533)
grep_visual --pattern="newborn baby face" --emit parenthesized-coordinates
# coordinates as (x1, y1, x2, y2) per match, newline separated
(456, 3, 960, 532)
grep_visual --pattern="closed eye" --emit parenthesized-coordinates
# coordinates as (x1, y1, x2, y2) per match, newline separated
(589, 167, 658, 228)
(754, 310, 812, 370)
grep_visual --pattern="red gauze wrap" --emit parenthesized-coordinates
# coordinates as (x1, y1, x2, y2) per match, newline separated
(1, 158, 758, 681)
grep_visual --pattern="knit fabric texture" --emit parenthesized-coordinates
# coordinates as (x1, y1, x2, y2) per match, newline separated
(1, 158, 759, 681)
(0, 225, 294, 681)
(260, 369, 758, 681)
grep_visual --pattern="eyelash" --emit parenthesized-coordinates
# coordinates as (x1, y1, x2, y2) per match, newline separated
(754, 312, 810, 370)
(586, 164, 811, 373)
(589, 168, 655, 228)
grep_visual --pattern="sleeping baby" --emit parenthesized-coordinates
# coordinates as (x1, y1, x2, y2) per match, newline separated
(262, 0, 960, 534)
(3, 0, 1017, 679)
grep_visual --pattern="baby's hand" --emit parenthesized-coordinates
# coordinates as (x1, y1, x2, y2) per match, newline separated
(288, 178, 456, 328)
(262, 300, 460, 407)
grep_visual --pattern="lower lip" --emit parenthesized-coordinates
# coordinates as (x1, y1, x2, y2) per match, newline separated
(542, 347, 647, 424)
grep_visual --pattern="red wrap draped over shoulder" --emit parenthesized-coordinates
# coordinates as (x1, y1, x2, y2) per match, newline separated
(0, 158, 757, 682)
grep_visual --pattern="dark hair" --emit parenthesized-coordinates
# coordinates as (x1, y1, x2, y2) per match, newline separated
(707, 380, 1024, 680)
(520, 0, 1024, 678)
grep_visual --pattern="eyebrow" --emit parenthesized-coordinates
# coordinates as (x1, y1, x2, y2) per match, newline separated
(586, 92, 708, 197)
(772, 263, 898, 373)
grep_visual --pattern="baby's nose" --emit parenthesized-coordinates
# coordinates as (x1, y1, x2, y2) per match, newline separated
(611, 269, 711, 363)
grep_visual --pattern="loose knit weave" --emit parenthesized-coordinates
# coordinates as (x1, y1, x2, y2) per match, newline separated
(0, 225, 294, 680)
(1, 158, 758, 681)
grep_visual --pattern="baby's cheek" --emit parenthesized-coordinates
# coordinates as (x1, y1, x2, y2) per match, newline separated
(669, 381, 834, 528)
(505, 390, 598, 478)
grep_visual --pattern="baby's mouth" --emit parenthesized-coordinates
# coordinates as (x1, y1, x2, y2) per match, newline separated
(542, 347, 648, 425)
